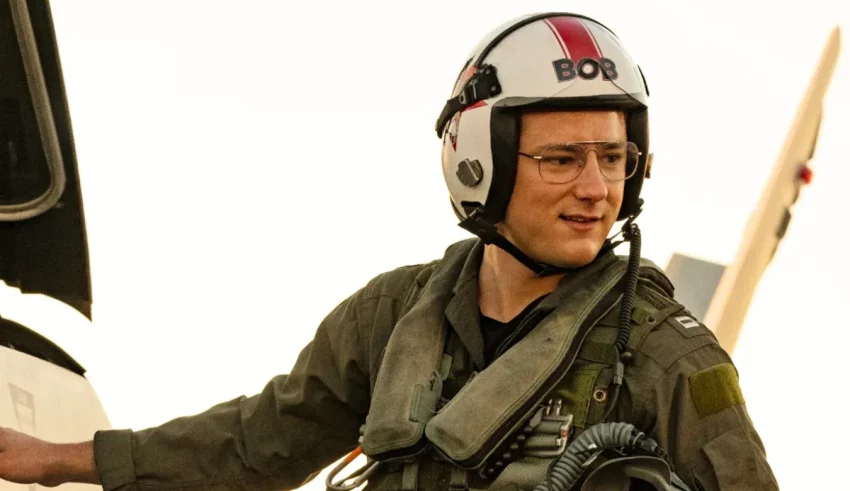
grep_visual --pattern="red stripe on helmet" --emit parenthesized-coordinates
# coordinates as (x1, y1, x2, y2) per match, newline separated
(543, 19, 569, 58)
(463, 101, 487, 112)
(547, 16, 601, 61)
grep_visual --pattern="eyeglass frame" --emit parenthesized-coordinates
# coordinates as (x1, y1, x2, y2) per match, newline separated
(517, 140, 642, 184)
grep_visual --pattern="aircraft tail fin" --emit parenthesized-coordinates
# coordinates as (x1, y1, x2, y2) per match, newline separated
(668, 27, 841, 354)
(664, 254, 726, 322)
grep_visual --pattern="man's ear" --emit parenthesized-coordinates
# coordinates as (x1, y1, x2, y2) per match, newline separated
(644, 152, 654, 179)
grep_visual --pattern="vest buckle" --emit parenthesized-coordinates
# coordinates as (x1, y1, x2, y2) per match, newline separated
(523, 399, 574, 458)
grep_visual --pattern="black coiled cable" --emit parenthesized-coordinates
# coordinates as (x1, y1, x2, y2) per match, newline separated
(615, 222, 641, 355)
(531, 422, 653, 491)
(599, 213, 642, 423)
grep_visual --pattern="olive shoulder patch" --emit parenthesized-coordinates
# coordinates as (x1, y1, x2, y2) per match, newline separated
(689, 362, 745, 418)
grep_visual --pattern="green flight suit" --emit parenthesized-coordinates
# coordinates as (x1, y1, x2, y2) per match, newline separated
(92, 238, 779, 491)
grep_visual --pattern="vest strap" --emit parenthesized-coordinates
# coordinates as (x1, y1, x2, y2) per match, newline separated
(449, 467, 468, 491)
(401, 461, 419, 491)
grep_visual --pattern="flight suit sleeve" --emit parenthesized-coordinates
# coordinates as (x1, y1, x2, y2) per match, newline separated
(633, 327, 780, 491)
(92, 290, 373, 491)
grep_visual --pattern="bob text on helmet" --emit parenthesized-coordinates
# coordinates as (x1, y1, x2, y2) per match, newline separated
(435, 12, 652, 275)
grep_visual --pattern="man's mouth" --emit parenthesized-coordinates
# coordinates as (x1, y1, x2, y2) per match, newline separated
(559, 214, 601, 223)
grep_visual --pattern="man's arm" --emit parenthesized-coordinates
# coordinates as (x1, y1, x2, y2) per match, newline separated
(0, 429, 99, 487)
(88, 261, 432, 490)
(631, 320, 779, 490)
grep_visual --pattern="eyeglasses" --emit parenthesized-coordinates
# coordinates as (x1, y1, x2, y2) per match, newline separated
(518, 141, 641, 184)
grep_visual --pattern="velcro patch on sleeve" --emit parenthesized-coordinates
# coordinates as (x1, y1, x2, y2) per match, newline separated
(689, 363, 745, 418)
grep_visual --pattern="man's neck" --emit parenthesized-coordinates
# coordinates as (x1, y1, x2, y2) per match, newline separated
(478, 244, 563, 322)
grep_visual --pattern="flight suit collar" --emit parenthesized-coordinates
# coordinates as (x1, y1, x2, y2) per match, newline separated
(445, 239, 486, 370)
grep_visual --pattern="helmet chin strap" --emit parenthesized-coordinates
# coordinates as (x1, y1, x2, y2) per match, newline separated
(458, 200, 644, 278)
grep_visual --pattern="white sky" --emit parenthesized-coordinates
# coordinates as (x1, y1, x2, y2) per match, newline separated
(1, 0, 849, 489)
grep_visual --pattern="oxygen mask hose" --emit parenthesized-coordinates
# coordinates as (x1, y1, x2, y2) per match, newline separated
(532, 421, 652, 491)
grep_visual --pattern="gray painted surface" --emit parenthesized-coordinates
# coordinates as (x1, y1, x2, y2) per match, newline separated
(665, 254, 726, 322)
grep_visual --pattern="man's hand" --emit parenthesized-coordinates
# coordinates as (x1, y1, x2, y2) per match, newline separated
(0, 427, 99, 487)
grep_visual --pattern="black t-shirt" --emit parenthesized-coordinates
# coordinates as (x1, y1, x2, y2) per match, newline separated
(480, 295, 547, 365)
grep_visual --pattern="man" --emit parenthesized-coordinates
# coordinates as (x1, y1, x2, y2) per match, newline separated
(0, 12, 778, 491)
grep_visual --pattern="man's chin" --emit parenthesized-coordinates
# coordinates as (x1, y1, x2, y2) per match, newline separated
(542, 241, 606, 269)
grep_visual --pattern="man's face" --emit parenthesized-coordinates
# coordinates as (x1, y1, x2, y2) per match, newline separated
(498, 110, 627, 268)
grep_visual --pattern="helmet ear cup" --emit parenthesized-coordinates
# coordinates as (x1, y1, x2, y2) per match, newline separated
(618, 109, 649, 220)
(483, 107, 521, 224)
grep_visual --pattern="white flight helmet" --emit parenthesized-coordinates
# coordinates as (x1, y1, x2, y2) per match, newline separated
(435, 13, 652, 274)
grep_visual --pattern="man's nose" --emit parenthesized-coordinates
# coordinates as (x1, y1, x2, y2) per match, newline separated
(573, 153, 608, 202)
